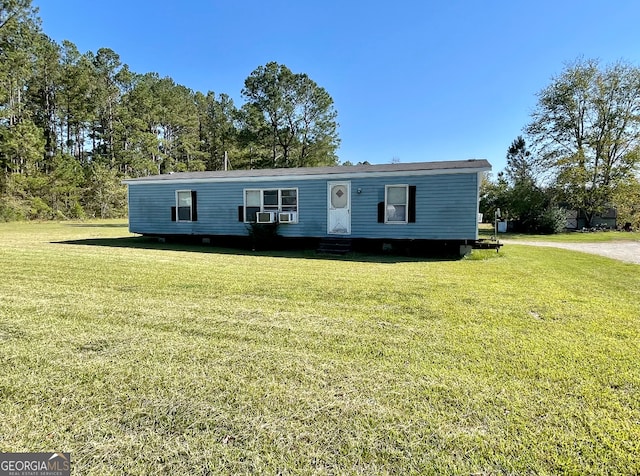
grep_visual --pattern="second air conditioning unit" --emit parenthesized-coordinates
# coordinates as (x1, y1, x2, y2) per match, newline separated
(278, 212, 296, 223)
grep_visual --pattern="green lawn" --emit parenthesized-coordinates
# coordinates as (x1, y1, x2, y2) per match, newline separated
(1, 220, 639, 474)
(479, 222, 640, 243)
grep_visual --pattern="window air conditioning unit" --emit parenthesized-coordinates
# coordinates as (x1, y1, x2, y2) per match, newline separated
(256, 211, 276, 223)
(278, 212, 296, 223)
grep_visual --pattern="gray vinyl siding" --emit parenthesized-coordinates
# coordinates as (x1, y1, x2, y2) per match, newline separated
(127, 172, 479, 240)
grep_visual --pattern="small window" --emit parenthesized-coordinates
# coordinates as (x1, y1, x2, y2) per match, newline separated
(263, 190, 278, 207)
(385, 185, 408, 223)
(176, 190, 197, 221)
(245, 190, 261, 222)
(281, 189, 297, 210)
(246, 190, 261, 207)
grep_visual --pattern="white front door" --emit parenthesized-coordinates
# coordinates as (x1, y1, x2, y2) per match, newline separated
(327, 181, 351, 235)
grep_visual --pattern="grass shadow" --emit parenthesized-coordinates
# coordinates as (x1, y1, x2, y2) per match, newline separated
(54, 236, 462, 264)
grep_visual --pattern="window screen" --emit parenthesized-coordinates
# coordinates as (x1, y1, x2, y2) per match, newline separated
(177, 191, 192, 221)
(385, 185, 408, 223)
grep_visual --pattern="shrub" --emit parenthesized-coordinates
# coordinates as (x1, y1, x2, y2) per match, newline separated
(70, 200, 86, 219)
(247, 222, 280, 250)
(538, 206, 567, 234)
(0, 196, 27, 221)
(28, 197, 52, 220)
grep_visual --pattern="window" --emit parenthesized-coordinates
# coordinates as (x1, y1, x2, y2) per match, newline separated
(263, 189, 278, 208)
(245, 190, 261, 222)
(172, 190, 197, 222)
(378, 185, 416, 224)
(385, 185, 408, 223)
(281, 189, 297, 210)
(243, 188, 298, 223)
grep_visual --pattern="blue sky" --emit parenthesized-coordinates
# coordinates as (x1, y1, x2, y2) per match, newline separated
(37, 1, 640, 173)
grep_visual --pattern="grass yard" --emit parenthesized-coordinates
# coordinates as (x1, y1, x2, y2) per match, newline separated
(0, 220, 639, 475)
(479, 222, 640, 243)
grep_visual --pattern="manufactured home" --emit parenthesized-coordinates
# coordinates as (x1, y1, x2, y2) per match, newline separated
(124, 159, 492, 254)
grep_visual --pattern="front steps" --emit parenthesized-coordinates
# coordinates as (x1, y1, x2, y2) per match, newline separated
(316, 237, 352, 255)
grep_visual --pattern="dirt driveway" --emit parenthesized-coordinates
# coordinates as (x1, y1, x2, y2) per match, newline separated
(504, 240, 640, 265)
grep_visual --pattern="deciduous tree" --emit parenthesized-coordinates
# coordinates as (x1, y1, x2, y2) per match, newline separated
(526, 59, 640, 226)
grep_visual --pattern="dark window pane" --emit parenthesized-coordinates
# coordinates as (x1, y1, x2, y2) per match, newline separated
(282, 189, 297, 206)
(178, 206, 191, 221)
(246, 206, 260, 222)
(263, 190, 278, 206)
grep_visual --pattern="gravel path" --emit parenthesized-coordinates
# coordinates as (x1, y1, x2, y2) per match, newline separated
(504, 240, 640, 264)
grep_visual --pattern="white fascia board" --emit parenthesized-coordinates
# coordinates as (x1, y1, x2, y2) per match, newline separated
(123, 166, 492, 186)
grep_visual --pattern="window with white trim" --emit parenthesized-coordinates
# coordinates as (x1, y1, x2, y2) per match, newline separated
(244, 188, 298, 222)
(385, 185, 408, 223)
(174, 190, 197, 222)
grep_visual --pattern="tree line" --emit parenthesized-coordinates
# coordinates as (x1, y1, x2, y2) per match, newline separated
(0, 1, 340, 221)
(482, 59, 640, 231)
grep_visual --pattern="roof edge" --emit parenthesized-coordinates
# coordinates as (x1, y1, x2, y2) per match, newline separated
(123, 159, 492, 184)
